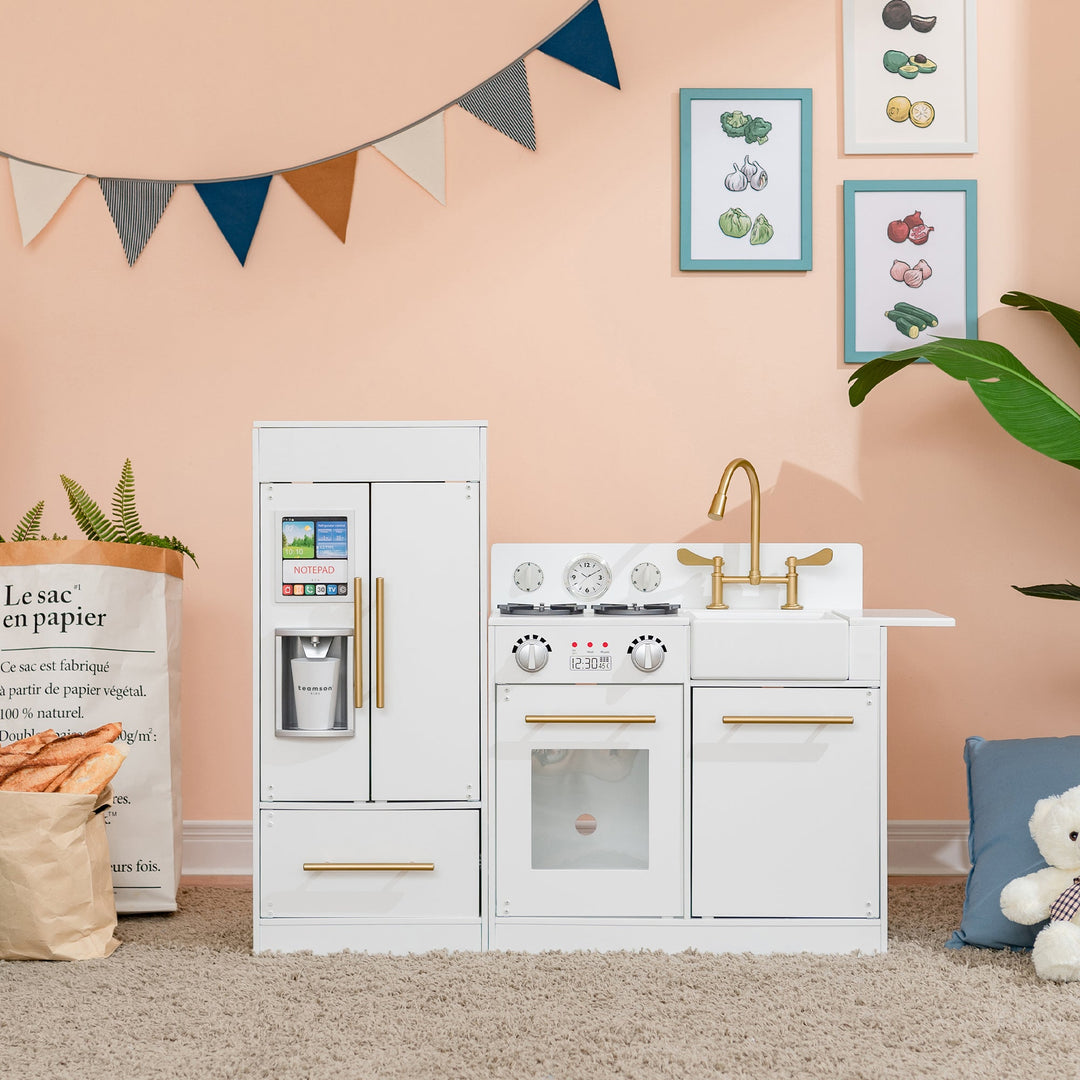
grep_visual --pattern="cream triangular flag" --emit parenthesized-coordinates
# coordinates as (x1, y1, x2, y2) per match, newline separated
(7, 158, 84, 245)
(374, 113, 446, 205)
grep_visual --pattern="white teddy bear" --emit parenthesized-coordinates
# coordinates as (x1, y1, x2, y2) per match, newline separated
(1000, 783, 1080, 981)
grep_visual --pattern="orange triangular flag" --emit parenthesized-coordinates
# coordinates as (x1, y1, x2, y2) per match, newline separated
(281, 152, 357, 243)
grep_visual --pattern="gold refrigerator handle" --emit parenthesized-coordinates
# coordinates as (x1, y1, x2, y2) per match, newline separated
(375, 577, 385, 709)
(722, 716, 854, 725)
(303, 862, 435, 872)
(353, 578, 363, 709)
(525, 715, 657, 724)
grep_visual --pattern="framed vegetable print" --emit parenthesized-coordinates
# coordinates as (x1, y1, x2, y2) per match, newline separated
(843, 179, 977, 364)
(843, 0, 977, 154)
(679, 88, 812, 271)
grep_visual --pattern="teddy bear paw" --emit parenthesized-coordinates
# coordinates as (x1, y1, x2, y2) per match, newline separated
(1033, 921, 1080, 982)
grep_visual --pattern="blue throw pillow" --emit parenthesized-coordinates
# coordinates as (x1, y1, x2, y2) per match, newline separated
(947, 735, 1080, 950)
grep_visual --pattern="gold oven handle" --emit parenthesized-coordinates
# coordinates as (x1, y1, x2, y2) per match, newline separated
(375, 577, 385, 709)
(722, 715, 854, 725)
(525, 715, 656, 724)
(353, 578, 363, 709)
(302, 862, 435, 872)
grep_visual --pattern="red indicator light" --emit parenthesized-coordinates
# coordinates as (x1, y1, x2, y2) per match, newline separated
(587, 641, 593, 648)
(571, 641, 578, 648)
(602, 642, 608, 648)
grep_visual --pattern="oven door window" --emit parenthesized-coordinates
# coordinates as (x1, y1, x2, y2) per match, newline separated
(531, 749, 648, 870)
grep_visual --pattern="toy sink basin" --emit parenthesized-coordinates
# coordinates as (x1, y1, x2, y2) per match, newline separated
(687, 609, 849, 680)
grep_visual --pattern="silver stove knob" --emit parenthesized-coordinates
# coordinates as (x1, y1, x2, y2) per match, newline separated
(629, 637, 666, 673)
(515, 636, 550, 672)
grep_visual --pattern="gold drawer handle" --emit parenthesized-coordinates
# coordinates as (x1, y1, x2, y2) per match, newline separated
(302, 862, 435, 872)
(722, 715, 854, 725)
(525, 714, 656, 724)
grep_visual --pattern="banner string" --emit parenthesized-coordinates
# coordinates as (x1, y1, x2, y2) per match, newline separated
(0, 0, 597, 185)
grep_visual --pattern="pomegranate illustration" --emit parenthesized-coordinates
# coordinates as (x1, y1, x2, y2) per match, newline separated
(887, 219, 909, 243)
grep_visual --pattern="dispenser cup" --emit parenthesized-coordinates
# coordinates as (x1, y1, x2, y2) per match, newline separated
(290, 657, 342, 730)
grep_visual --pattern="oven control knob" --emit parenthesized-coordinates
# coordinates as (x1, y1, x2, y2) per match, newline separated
(514, 635, 551, 672)
(629, 635, 666, 672)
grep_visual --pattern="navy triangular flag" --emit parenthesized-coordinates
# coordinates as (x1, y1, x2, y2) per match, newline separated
(98, 178, 176, 265)
(538, 1, 620, 89)
(194, 175, 273, 265)
(458, 58, 536, 151)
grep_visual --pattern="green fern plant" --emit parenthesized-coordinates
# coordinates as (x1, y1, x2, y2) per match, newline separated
(0, 501, 65, 543)
(61, 459, 198, 566)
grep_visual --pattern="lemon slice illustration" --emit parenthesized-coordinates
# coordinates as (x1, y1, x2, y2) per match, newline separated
(886, 96, 912, 123)
(910, 100, 935, 127)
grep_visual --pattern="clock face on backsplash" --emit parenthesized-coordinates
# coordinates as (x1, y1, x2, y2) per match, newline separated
(563, 554, 612, 599)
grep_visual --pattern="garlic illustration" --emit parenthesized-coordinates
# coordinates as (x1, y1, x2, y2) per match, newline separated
(724, 163, 748, 192)
(735, 155, 769, 192)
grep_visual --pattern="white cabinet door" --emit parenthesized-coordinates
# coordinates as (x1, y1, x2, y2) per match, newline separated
(259, 482, 371, 802)
(692, 687, 880, 919)
(370, 482, 481, 801)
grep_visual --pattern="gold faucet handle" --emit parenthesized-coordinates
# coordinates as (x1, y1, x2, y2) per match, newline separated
(677, 547, 717, 567)
(792, 547, 833, 568)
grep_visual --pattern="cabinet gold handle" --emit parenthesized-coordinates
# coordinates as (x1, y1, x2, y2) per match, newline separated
(722, 715, 854, 725)
(375, 577, 385, 709)
(525, 714, 656, 724)
(353, 578, 363, 709)
(302, 862, 435, 872)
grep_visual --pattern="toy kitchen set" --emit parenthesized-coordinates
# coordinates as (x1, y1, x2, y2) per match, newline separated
(254, 426, 951, 956)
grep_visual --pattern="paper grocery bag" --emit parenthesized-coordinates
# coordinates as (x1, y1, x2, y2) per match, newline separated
(0, 540, 183, 912)
(0, 786, 119, 960)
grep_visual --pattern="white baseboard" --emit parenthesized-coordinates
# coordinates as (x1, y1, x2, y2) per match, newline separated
(181, 819, 971, 879)
(886, 820, 970, 876)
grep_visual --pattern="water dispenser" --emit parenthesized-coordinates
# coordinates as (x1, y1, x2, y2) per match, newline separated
(276, 631, 353, 735)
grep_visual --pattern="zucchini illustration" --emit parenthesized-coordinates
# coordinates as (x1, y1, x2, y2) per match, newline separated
(886, 310, 921, 338)
(893, 301, 938, 327)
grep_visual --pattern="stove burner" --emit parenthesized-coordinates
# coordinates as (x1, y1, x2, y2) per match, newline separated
(497, 603, 585, 616)
(590, 603, 681, 616)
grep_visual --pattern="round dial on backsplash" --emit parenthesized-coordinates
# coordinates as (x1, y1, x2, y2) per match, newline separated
(513, 561, 544, 592)
(563, 554, 612, 599)
(630, 561, 662, 593)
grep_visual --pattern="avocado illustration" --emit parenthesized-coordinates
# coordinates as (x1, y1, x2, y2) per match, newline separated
(882, 49, 910, 73)
(910, 54, 937, 73)
(898, 64, 920, 79)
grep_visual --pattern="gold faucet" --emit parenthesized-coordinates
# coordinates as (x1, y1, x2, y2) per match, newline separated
(678, 457, 833, 610)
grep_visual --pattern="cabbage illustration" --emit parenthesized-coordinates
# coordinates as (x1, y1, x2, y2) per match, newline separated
(718, 207, 752, 238)
(749, 213, 774, 245)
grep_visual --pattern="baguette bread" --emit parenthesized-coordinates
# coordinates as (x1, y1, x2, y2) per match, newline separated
(0, 729, 58, 754)
(56, 742, 128, 795)
(0, 760, 78, 792)
(27, 722, 123, 767)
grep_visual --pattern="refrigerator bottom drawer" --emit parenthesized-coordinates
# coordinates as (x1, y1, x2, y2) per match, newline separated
(260, 808, 479, 919)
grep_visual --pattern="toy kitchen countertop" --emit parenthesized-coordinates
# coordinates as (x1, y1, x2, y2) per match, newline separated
(488, 541, 952, 955)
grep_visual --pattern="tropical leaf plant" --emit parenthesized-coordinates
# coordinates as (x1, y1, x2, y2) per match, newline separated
(848, 291, 1080, 600)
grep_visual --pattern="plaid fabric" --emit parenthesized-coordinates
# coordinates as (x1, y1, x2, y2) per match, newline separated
(1049, 877, 1080, 922)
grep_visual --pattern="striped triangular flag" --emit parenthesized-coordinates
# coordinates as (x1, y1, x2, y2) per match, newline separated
(538, 1, 620, 88)
(282, 153, 357, 242)
(194, 175, 272, 265)
(458, 58, 536, 151)
(374, 114, 446, 205)
(7, 159, 84, 245)
(98, 178, 177, 265)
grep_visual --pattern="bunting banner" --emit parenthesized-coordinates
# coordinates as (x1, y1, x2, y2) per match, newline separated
(374, 114, 446, 205)
(1, 0, 618, 265)
(194, 176, 273, 265)
(98, 179, 176, 265)
(458, 58, 536, 152)
(8, 159, 84, 246)
(282, 152, 357, 242)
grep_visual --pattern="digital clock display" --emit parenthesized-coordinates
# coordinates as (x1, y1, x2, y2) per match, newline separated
(569, 655, 613, 672)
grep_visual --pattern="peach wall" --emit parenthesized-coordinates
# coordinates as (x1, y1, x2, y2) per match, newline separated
(0, 1, 1077, 822)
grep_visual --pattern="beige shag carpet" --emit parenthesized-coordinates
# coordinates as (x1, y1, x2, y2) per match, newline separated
(0, 880, 1076, 1079)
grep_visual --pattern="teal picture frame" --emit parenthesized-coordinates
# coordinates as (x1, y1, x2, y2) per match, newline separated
(679, 88, 812, 272)
(843, 179, 977, 364)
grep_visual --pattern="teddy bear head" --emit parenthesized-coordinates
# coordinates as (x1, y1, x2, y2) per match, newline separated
(1029, 784, 1080, 870)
